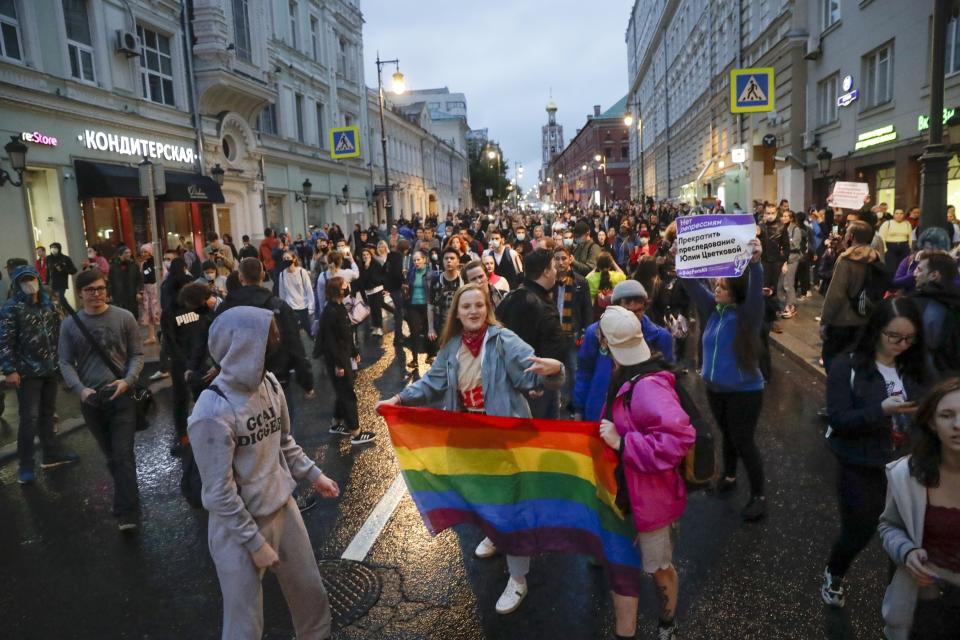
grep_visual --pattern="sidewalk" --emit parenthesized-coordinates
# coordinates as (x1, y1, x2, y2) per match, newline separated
(768, 292, 826, 380)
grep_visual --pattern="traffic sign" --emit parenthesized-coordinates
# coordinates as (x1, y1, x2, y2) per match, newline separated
(730, 68, 775, 113)
(330, 126, 360, 159)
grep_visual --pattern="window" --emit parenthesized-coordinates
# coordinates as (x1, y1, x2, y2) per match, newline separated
(310, 15, 320, 61)
(337, 36, 347, 76)
(137, 26, 175, 106)
(0, 0, 22, 61)
(258, 103, 277, 135)
(295, 93, 304, 142)
(621, 145, 629, 159)
(63, 0, 95, 82)
(232, 0, 251, 62)
(821, 0, 840, 31)
(862, 43, 893, 109)
(316, 102, 325, 148)
(817, 73, 838, 126)
(445, 100, 466, 111)
(947, 15, 960, 75)
(288, 0, 298, 49)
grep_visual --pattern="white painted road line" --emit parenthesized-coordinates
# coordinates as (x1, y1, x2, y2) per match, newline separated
(341, 473, 407, 561)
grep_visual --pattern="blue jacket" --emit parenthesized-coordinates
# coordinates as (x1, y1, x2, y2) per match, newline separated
(405, 265, 435, 305)
(397, 325, 564, 418)
(572, 315, 674, 420)
(683, 261, 764, 392)
(0, 266, 61, 378)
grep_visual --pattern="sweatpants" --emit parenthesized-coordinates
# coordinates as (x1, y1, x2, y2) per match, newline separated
(209, 496, 331, 640)
(827, 461, 886, 577)
(706, 389, 765, 497)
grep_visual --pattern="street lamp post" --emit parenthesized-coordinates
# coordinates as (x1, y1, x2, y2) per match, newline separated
(0, 135, 28, 188)
(919, 0, 953, 233)
(294, 178, 312, 236)
(138, 157, 165, 277)
(375, 53, 406, 229)
(487, 147, 501, 207)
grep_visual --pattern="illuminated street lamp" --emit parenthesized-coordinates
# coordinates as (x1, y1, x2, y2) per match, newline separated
(376, 53, 407, 227)
(391, 69, 406, 95)
(623, 112, 634, 127)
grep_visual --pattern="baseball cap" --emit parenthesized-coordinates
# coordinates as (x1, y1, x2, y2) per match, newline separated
(599, 306, 651, 366)
(611, 279, 648, 303)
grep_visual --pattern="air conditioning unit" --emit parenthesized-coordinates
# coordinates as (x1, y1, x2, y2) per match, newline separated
(802, 131, 818, 150)
(116, 30, 140, 57)
(804, 36, 822, 61)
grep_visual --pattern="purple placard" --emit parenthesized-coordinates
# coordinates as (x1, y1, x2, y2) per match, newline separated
(675, 214, 756, 279)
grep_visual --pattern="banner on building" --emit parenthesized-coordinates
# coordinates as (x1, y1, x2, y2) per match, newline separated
(675, 214, 756, 278)
(830, 181, 869, 210)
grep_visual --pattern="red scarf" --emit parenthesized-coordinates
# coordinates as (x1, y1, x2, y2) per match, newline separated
(461, 324, 488, 357)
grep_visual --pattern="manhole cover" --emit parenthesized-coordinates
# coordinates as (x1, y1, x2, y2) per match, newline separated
(262, 559, 381, 636)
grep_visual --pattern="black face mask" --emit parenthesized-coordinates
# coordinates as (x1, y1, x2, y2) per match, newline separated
(282, 259, 293, 269)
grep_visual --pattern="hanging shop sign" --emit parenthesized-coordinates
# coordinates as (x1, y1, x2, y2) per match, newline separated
(918, 107, 958, 132)
(837, 75, 858, 108)
(21, 131, 59, 147)
(78, 129, 197, 165)
(731, 147, 747, 163)
(854, 125, 896, 151)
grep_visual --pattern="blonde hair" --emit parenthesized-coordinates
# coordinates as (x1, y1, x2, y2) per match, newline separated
(438, 283, 500, 348)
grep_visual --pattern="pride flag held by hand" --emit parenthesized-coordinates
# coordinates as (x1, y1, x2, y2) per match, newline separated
(378, 405, 643, 596)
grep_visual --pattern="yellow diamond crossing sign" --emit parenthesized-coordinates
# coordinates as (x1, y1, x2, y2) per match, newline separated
(730, 68, 775, 113)
(330, 126, 360, 159)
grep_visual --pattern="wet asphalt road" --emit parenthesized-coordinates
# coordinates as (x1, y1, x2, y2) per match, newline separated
(0, 328, 889, 640)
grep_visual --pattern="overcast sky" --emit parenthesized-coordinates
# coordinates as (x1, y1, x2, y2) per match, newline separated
(362, 0, 634, 194)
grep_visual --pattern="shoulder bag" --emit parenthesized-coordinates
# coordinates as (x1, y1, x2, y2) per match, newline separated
(62, 299, 154, 431)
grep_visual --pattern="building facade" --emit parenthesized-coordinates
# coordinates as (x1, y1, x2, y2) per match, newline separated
(545, 100, 631, 207)
(625, 0, 809, 209)
(366, 89, 470, 222)
(803, 0, 960, 211)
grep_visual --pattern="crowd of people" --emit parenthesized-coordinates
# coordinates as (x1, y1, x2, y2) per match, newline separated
(0, 193, 958, 639)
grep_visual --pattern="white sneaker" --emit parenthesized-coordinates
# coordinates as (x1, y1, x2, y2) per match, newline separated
(149, 370, 170, 381)
(494, 577, 528, 615)
(371, 327, 383, 336)
(474, 536, 498, 559)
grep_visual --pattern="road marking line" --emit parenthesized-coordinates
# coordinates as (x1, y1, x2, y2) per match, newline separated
(341, 473, 406, 561)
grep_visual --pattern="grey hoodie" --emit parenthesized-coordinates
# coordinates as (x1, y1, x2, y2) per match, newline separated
(188, 307, 322, 553)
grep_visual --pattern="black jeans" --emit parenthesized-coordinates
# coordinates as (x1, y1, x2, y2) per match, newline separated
(388, 289, 405, 343)
(326, 364, 358, 430)
(366, 291, 384, 329)
(910, 585, 960, 639)
(822, 325, 862, 373)
(706, 389, 765, 496)
(81, 393, 139, 516)
(827, 461, 886, 577)
(293, 309, 311, 335)
(16, 376, 60, 468)
(170, 360, 189, 439)
(406, 304, 428, 362)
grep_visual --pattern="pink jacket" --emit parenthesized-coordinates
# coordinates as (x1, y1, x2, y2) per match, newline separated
(609, 370, 695, 532)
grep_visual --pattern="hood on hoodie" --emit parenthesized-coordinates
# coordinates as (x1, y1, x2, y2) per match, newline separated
(841, 244, 882, 264)
(208, 306, 273, 391)
(10, 265, 53, 306)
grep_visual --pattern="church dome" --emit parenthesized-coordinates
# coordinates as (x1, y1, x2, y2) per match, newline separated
(546, 99, 557, 112)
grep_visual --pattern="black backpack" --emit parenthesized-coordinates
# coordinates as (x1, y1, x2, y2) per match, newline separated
(851, 260, 887, 317)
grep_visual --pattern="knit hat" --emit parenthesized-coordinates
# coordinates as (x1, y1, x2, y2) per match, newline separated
(599, 306, 651, 366)
(611, 279, 648, 303)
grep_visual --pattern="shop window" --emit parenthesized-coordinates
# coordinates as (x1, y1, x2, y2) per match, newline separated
(266, 195, 285, 232)
(161, 202, 192, 252)
(876, 167, 896, 211)
(138, 25, 175, 106)
(0, 0, 22, 61)
(817, 73, 838, 126)
(232, 0, 251, 62)
(862, 43, 893, 110)
(81, 197, 123, 258)
(63, 0, 96, 82)
(947, 157, 960, 211)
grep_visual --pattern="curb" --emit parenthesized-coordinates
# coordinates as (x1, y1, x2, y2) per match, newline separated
(0, 375, 172, 466)
(768, 334, 826, 381)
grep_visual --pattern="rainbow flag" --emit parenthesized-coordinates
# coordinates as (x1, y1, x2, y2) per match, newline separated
(378, 405, 643, 596)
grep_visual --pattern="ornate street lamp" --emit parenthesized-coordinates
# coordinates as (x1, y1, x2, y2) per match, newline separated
(817, 148, 833, 176)
(0, 135, 28, 187)
(210, 163, 225, 186)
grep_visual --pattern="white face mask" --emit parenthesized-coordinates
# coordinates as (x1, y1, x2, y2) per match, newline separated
(205, 272, 216, 282)
(20, 280, 40, 295)
(51, 248, 60, 255)
(163, 260, 172, 270)
(489, 239, 500, 250)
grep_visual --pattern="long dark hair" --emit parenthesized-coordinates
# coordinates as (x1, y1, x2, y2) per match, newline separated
(603, 356, 670, 420)
(721, 270, 759, 371)
(632, 256, 662, 302)
(909, 377, 960, 487)
(849, 297, 926, 384)
(597, 252, 614, 290)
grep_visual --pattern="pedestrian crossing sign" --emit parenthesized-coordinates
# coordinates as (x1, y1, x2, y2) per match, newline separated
(730, 68, 775, 113)
(330, 126, 361, 159)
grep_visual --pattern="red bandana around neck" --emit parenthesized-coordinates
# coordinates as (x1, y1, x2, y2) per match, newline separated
(461, 324, 488, 357)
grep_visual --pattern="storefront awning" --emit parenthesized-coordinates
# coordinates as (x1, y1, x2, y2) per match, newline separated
(74, 160, 225, 204)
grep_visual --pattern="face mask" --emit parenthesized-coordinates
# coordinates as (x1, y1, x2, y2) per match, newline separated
(283, 259, 294, 269)
(205, 273, 216, 282)
(163, 260, 171, 270)
(20, 280, 39, 295)
(489, 239, 500, 250)
(87, 251, 95, 258)
(516, 234, 525, 241)
(51, 248, 60, 255)
(563, 238, 574, 247)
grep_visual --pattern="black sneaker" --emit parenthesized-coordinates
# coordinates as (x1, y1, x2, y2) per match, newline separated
(329, 423, 351, 436)
(715, 476, 737, 494)
(40, 452, 80, 470)
(657, 620, 677, 640)
(350, 431, 377, 446)
(821, 567, 845, 607)
(117, 513, 139, 533)
(407, 360, 419, 370)
(741, 495, 767, 522)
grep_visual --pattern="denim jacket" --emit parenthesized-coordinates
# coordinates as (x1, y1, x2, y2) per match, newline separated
(397, 325, 564, 418)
